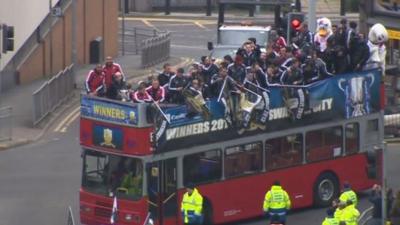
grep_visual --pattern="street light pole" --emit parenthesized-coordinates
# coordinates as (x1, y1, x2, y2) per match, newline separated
(308, 0, 316, 35)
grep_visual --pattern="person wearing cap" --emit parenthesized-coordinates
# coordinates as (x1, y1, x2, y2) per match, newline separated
(322, 208, 340, 225)
(181, 183, 203, 225)
(263, 181, 291, 225)
(339, 182, 358, 207)
(103, 56, 124, 90)
(340, 200, 360, 225)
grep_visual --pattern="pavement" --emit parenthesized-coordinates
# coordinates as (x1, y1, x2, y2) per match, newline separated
(0, 54, 193, 150)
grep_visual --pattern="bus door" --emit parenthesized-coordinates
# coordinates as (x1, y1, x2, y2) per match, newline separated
(147, 158, 178, 225)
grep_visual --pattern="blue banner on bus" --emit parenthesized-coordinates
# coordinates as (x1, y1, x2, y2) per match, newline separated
(81, 96, 138, 125)
(155, 69, 382, 151)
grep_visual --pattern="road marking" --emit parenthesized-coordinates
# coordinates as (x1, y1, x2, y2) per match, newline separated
(141, 19, 156, 28)
(120, 17, 216, 24)
(60, 111, 80, 133)
(53, 106, 80, 132)
(194, 21, 207, 29)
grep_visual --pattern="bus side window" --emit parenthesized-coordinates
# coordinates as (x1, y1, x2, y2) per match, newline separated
(265, 134, 302, 170)
(183, 149, 222, 186)
(366, 119, 379, 143)
(224, 142, 262, 178)
(306, 126, 342, 162)
(345, 123, 360, 155)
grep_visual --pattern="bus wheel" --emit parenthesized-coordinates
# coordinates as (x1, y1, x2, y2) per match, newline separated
(313, 172, 339, 207)
(202, 198, 213, 225)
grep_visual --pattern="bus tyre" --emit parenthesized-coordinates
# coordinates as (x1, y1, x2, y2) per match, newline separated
(202, 198, 213, 225)
(313, 173, 339, 207)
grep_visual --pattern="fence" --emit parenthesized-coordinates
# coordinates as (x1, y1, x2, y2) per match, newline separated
(0, 106, 12, 142)
(32, 64, 75, 126)
(141, 32, 171, 68)
(119, 27, 159, 55)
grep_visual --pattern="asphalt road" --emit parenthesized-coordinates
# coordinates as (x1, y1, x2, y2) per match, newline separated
(0, 18, 399, 225)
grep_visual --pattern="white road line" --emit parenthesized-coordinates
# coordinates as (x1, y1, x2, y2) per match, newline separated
(141, 19, 156, 28)
(53, 106, 80, 132)
(120, 17, 216, 24)
(60, 111, 80, 133)
(194, 21, 207, 29)
(171, 44, 206, 50)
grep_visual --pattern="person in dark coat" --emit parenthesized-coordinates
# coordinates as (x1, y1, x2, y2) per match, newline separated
(228, 55, 247, 84)
(106, 72, 127, 100)
(158, 63, 175, 87)
(201, 57, 219, 85)
(350, 34, 370, 71)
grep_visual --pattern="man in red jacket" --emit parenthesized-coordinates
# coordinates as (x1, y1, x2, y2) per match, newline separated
(132, 82, 152, 103)
(103, 56, 124, 89)
(146, 79, 165, 103)
(85, 64, 105, 96)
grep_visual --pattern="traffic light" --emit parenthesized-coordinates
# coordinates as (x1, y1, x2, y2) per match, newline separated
(2, 24, 14, 53)
(287, 12, 305, 43)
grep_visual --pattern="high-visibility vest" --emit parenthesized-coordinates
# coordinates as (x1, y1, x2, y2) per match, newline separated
(340, 205, 360, 225)
(334, 208, 344, 221)
(263, 185, 291, 211)
(322, 217, 339, 225)
(181, 188, 203, 224)
(339, 189, 358, 206)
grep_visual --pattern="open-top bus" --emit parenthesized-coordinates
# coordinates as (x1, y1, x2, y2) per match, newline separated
(79, 69, 384, 225)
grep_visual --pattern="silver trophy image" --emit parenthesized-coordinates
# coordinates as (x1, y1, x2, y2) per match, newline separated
(338, 74, 375, 118)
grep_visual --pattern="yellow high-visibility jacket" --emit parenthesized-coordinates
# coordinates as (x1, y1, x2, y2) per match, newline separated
(340, 204, 360, 225)
(263, 185, 291, 212)
(181, 188, 203, 224)
(339, 189, 358, 206)
(322, 217, 340, 225)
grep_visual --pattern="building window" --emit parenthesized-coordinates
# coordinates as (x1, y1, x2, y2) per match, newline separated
(183, 149, 222, 186)
(306, 126, 342, 162)
(265, 134, 303, 170)
(346, 123, 359, 155)
(224, 142, 262, 178)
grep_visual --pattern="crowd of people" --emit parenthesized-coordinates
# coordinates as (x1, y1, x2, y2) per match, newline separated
(86, 19, 373, 107)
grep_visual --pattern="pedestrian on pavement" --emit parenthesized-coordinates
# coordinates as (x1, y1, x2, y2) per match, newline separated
(263, 180, 291, 225)
(322, 208, 340, 225)
(85, 64, 106, 97)
(103, 56, 124, 90)
(181, 183, 203, 225)
(339, 182, 358, 207)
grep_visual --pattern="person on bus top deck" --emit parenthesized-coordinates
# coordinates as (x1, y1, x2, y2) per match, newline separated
(248, 37, 262, 59)
(168, 67, 190, 104)
(106, 72, 127, 100)
(211, 67, 239, 98)
(237, 41, 258, 67)
(263, 180, 291, 225)
(280, 58, 303, 85)
(294, 22, 314, 49)
(146, 78, 165, 103)
(271, 29, 287, 53)
(302, 51, 333, 84)
(158, 63, 175, 87)
(181, 183, 204, 225)
(322, 208, 340, 225)
(200, 56, 219, 86)
(227, 55, 247, 84)
(339, 182, 358, 207)
(103, 56, 124, 90)
(131, 81, 152, 103)
(85, 64, 106, 97)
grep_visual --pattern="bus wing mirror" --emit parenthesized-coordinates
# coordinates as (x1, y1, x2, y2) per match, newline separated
(207, 42, 214, 51)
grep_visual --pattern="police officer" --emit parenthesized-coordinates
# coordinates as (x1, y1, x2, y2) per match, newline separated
(322, 208, 339, 225)
(263, 181, 291, 224)
(181, 183, 203, 225)
(340, 200, 360, 225)
(339, 182, 358, 207)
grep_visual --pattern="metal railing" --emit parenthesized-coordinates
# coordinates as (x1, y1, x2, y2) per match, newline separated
(66, 206, 76, 225)
(141, 32, 171, 68)
(119, 27, 159, 55)
(0, 106, 12, 142)
(32, 64, 75, 126)
(359, 206, 374, 225)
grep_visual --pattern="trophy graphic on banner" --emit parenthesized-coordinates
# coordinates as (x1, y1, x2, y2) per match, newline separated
(338, 74, 375, 118)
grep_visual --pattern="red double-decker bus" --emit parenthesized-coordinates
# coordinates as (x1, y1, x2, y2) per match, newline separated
(79, 68, 384, 225)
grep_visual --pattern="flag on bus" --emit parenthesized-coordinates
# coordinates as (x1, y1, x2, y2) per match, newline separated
(238, 90, 262, 128)
(182, 87, 212, 120)
(110, 196, 118, 224)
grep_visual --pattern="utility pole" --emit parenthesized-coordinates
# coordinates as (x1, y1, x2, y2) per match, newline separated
(308, 0, 316, 35)
(165, 0, 171, 15)
(206, 0, 212, 16)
